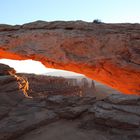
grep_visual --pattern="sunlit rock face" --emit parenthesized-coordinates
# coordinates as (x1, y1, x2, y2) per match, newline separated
(0, 63, 29, 97)
(0, 21, 140, 95)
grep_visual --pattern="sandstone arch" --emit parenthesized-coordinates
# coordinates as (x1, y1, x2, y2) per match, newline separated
(0, 21, 140, 95)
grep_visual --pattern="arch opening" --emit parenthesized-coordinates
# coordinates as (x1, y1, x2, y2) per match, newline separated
(0, 59, 122, 98)
(0, 59, 83, 76)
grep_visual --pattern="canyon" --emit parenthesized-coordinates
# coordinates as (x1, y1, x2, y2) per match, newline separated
(17, 73, 96, 97)
(0, 63, 140, 140)
(0, 21, 140, 95)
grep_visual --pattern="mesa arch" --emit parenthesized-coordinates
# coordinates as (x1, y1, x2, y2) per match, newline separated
(0, 20, 140, 95)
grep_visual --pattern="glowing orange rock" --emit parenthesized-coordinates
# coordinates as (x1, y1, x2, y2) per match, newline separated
(0, 21, 140, 95)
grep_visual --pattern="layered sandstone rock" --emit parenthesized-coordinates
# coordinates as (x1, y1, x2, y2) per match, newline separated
(0, 21, 139, 95)
(0, 63, 16, 76)
(0, 92, 140, 140)
(0, 64, 29, 98)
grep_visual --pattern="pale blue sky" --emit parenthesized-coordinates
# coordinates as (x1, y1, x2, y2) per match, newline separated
(0, 0, 140, 74)
(0, 0, 140, 25)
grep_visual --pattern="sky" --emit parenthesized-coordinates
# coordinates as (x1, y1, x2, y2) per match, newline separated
(0, 0, 140, 25)
(0, 59, 82, 75)
(0, 0, 140, 74)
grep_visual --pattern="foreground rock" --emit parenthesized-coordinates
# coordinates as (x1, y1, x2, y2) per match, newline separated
(0, 64, 140, 140)
(0, 64, 29, 97)
(0, 21, 140, 95)
(0, 93, 140, 140)
(0, 63, 27, 96)
(89, 94, 140, 130)
(0, 63, 16, 76)
(0, 94, 96, 140)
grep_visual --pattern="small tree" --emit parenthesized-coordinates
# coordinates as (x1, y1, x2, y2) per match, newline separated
(93, 19, 102, 24)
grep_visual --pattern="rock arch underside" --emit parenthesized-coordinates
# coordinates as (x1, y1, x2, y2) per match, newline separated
(0, 21, 140, 95)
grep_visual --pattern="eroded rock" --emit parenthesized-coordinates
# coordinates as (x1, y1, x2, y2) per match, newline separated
(0, 92, 140, 140)
(0, 63, 16, 76)
(89, 94, 140, 130)
(0, 21, 140, 95)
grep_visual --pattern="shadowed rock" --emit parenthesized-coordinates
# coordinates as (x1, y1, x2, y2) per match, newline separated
(0, 64, 29, 100)
(0, 63, 16, 76)
(0, 93, 140, 140)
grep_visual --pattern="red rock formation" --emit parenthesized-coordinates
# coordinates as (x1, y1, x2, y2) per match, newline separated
(0, 21, 140, 95)
(0, 64, 29, 97)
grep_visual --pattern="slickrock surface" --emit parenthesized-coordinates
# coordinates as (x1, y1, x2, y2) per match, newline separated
(0, 21, 140, 95)
(0, 93, 140, 140)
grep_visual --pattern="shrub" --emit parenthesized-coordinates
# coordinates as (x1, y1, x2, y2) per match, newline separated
(93, 19, 102, 24)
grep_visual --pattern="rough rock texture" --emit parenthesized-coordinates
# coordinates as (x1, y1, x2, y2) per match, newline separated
(0, 64, 140, 140)
(89, 94, 140, 129)
(0, 64, 29, 97)
(0, 21, 140, 95)
(0, 63, 16, 76)
(0, 92, 140, 140)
